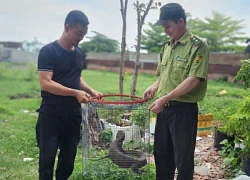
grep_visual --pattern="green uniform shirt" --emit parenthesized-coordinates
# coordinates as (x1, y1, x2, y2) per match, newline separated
(156, 31, 209, 103)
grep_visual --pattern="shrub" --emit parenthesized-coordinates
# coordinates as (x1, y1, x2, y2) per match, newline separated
(234, 59, 250, 89)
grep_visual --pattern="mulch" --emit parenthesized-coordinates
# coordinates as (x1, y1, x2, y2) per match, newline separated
(194, 135, 226, 180)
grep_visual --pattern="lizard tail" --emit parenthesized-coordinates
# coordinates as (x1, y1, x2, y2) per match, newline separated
(88, 155, 109, 161)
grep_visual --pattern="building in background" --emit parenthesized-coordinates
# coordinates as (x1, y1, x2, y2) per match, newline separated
(0, 39, 43, 63)
(0, 41, 22, 49)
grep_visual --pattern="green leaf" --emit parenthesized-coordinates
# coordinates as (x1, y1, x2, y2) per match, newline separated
(223, 157, 234, 165)
(220, 139, 229, 145)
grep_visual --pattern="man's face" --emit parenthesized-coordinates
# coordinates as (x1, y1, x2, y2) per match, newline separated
(66, 24, 88, 46)
(162, 19, 183, 40)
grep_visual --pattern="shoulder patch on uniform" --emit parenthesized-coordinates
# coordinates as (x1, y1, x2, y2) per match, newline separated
(190, 35, 202, 46)
(195, 52, 204, 64)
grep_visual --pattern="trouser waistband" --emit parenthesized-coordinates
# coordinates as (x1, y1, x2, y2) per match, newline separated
(165, 101, 197, 107)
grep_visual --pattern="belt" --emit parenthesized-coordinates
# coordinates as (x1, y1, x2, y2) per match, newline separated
(165, 101, 197, 107)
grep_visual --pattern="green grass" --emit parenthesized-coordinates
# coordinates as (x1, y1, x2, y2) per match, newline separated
(0, 63, 250, 179)
(198, 80, 249, 122)
(81, 70, 157, 96)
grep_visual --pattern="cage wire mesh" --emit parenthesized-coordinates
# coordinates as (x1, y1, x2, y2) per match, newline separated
(81, 95, 151, 179)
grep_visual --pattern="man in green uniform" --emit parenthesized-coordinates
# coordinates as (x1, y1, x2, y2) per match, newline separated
(143, 3, 209, 180)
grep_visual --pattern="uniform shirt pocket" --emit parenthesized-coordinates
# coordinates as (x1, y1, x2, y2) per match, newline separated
(158, 53, 170, 75)
(172, 55, 190, 82)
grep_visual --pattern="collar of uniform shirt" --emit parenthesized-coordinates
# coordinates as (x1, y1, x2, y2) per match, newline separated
(170, 30, 192, 45)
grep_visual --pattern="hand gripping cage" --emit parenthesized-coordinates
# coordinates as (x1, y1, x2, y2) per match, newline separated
(81, 94, 152, 179)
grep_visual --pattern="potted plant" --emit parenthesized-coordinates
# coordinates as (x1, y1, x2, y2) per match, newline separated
(241, 144, 250, 176)
(214, 126, 235, 150)
(223, 98, 250, 175)
(220, 58, 250, 175)
(212, 103, 238, 150)
(214, 107, 236, 150)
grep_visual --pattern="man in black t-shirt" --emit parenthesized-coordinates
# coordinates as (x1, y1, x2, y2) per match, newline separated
(36, 10, 102, 180)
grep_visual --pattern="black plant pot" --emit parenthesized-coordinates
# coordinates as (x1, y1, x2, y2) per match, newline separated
(242, 158, 250, 176)
(214, 127, 235, 150)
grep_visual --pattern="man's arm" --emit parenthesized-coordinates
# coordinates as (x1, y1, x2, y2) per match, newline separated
(38, 71, 89, 103)
(164, 76, 200, 101)
(149, 77, 200, 113)
(80, 77, 102, 97)
(151, 78, 161, 91)
(143, 77, 160, 100)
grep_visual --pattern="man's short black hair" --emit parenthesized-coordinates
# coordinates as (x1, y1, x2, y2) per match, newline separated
(65, 10, 89, 27)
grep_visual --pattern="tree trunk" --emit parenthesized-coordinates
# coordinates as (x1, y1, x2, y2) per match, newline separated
(130, 0, 153, 97)
(131, 24, 142, 96)
(119, 0, 128, 100)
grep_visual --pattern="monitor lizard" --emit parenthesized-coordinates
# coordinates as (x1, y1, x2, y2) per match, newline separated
(90, 130, 147, 174)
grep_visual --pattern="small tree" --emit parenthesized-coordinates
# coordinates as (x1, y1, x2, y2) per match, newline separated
(130, 0, 160, 96)
(141, 22, 169, 53)
(22, 37, 44, 53)
(188, 11, 247, 52)
(80, 31, 119, 53)
(119, 0, 128, 98)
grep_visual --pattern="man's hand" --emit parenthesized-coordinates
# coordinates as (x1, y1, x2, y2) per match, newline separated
(149, 96, 168, 114)
(143, 86, 157, 101)
(75, 90, 90, 103)
(91, 90, 103, 100)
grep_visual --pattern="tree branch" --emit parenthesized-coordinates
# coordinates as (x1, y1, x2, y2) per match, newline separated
(120, 0, 124, 19)
(141, 0, 154, 25)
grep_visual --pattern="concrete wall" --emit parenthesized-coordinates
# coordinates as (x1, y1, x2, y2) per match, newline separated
(0, 47, 38, 63)
(86, 52, 249, 82)
(208, 53, 248, 81)
(11, 49, 38, 63)
(0, 47, 248, 82)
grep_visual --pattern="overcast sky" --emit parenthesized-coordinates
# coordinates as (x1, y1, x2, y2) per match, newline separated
(0, 0, 249, 50)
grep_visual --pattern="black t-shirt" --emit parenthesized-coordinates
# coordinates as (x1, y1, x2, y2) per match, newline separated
(38, 41, 86, 116)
